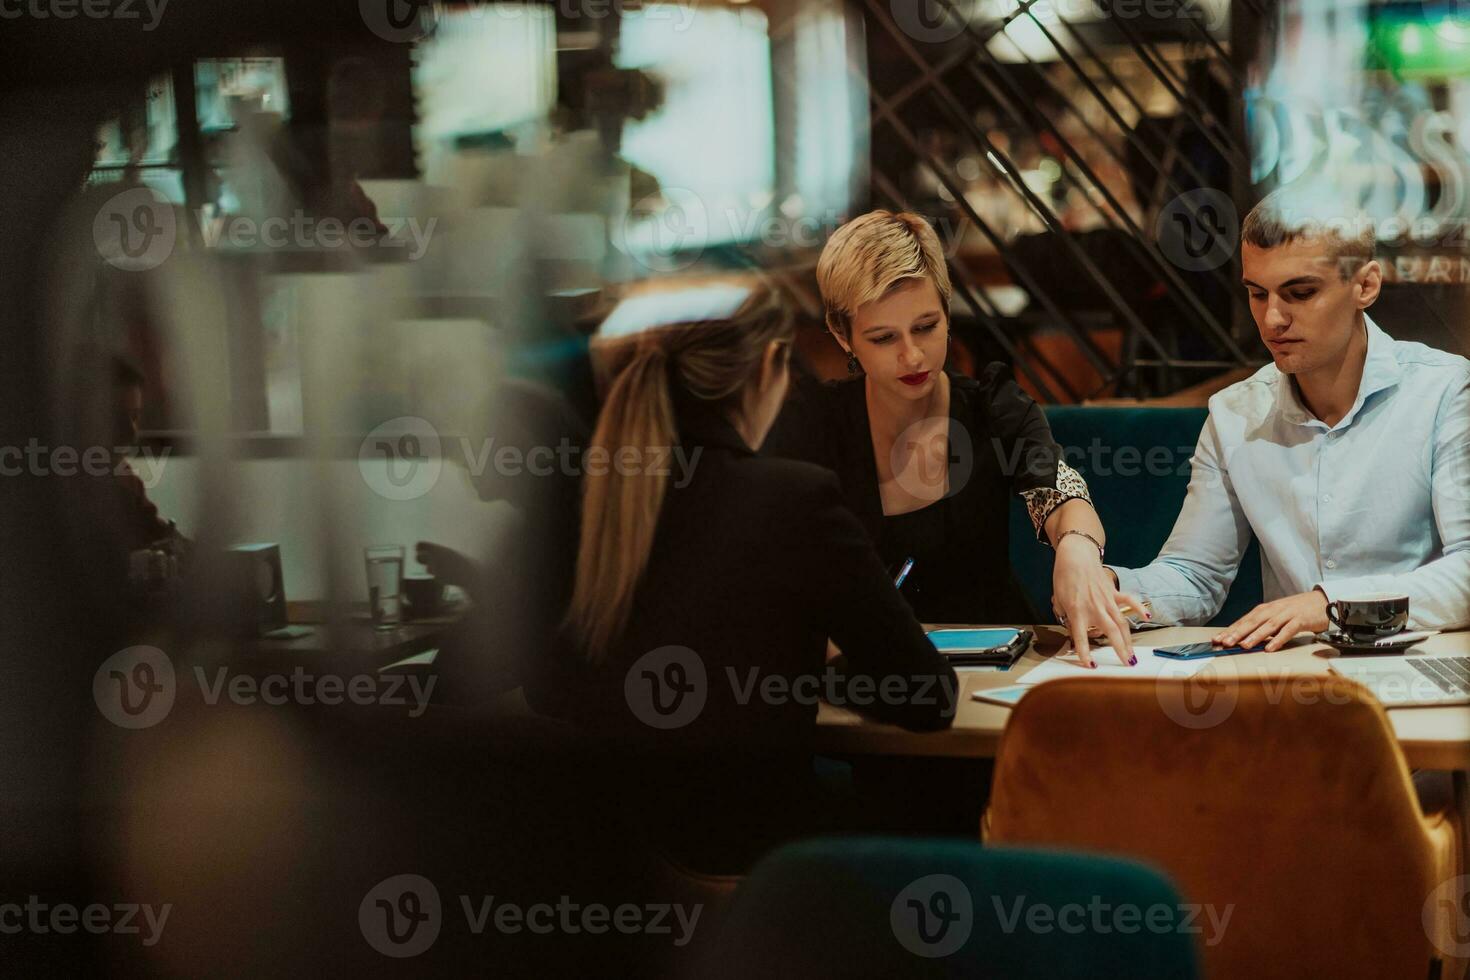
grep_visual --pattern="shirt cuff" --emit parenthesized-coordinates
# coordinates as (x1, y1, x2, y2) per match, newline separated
(1110, 565, 1142, 598)
(1316, 575, 1395, 602)
(1019, 461, 1093, 544)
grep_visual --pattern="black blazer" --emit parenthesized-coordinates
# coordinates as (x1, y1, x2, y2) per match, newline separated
(763, 364, 1089, 624)
(560, 390, 960, 757)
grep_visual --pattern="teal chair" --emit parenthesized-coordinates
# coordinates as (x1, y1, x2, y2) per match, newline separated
(701, 837, 1199, 979)
(1009, 406, 1263, 627)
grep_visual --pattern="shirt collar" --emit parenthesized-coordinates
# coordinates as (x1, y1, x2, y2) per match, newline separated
(1275, 314, 1402, 430)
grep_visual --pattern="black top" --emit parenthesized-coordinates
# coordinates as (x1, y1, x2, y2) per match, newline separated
(554, 388, 960, 756)
(880, 499, 950, 611)
(543, 388, 962, 872)
(763, 364, 1091, 624)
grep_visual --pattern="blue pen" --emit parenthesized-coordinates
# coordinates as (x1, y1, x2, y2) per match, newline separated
(893, 557, 915, 589)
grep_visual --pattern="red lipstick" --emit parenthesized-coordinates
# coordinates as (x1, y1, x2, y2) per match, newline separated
(899, 371, 931, 386)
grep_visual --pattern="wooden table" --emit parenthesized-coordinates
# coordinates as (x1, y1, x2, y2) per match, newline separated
(814, 625, 1470, 771)
(235, 600, 459, 672)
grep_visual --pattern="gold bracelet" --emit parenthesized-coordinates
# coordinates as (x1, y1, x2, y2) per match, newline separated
(1056, 528, 1105, 562)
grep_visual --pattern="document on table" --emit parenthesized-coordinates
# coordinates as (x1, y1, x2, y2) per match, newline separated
(1014, 646, 1212, 686)
(379, 648, 440, 672)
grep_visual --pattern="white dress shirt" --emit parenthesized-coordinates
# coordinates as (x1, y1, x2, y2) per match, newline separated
(1111, 316, 1470, 630)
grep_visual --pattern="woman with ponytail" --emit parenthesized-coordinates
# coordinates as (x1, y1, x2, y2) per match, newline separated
(562, 276, 957, 870)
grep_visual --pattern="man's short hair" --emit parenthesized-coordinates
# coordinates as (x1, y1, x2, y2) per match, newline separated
(815, 210, 952, 339)
(1241, 186, 1376, 279)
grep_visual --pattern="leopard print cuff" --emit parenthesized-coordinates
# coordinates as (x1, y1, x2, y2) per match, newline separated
(1019, 461, 1092, 543)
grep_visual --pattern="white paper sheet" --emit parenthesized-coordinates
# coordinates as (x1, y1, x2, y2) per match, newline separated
(1014, 646, 1213, 686)
(970, 684, 1031, 706)
(379, 648, 440, 672)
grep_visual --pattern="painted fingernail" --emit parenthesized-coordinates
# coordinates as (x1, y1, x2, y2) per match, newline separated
(1129, 655, 1138, 666)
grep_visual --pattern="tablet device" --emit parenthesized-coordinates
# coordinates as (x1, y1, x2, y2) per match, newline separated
(926, 628, 1032, 667)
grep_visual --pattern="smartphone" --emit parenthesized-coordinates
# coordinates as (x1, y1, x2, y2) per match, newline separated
(1155, 641, 1265, 661)
(891, 557, 915, 590)
(1127, 619, 1170, 634)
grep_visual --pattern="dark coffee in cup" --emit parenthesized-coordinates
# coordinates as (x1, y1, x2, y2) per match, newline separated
(403, 575, 445, 620)
(1326, 593, 1409, 640)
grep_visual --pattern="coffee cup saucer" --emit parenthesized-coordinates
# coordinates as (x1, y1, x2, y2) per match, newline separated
(1314, 630, 1428, 654)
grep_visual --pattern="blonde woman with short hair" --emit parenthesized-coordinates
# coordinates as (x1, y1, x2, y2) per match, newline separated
(765, 210, 1144, 666)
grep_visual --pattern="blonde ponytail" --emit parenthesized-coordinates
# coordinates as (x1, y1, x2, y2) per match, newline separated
(568, 342, 676, 661)
(568, 278, 793, 662)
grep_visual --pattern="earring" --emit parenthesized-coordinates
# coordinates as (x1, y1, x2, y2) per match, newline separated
(846, 351, 860, 375)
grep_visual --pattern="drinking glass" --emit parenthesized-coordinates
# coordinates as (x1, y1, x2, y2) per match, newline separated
(364, 545, 405, 630)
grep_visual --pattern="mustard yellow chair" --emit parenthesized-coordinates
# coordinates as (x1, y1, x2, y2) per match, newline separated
(983, 676, 1465, 980)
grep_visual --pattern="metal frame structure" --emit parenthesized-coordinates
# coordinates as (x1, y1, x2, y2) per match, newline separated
(858, 0, 1265, 400)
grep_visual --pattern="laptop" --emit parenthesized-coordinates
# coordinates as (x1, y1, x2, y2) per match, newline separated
(1330, 656, 1470, 707)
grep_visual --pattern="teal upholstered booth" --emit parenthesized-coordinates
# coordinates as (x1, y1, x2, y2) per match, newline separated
(703, 837, 1199, 978)
(1009, 407, 1263, 627)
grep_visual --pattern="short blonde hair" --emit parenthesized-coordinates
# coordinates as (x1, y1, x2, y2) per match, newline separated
(816, 210, 952, 339)
(1241, 186, 1376, 279)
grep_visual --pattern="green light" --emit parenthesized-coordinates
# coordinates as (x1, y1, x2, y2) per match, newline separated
(1371, 15, 1470, 74)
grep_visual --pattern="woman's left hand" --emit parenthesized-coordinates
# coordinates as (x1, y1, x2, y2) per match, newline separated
(1050, 535, 1147, 668)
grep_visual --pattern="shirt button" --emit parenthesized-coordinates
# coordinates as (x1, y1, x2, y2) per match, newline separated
(1326, 559, 1337, 569)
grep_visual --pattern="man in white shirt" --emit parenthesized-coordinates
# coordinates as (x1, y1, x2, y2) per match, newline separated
(1108, 189, 1470, 650)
